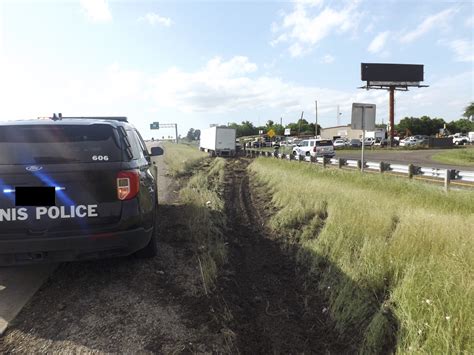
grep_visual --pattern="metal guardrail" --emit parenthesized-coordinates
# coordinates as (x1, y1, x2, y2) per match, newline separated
(244, 149, 474, 190)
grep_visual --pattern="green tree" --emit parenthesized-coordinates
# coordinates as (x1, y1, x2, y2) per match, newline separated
(229, 121, 259, 137)
(447, 119, 474, 134)
(462, 102, 474, 120)
(186, 128, 195, 141)
(396, 116, 446, 136)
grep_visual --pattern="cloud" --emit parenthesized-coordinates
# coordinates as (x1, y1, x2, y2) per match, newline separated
(147, 55, 391, 117)
(445, 39, 474, 62)
(271, 0, 362, 56)
(368, 31, 390, 54)
(465, 15, 474, 28)
(320, 54, 334, 64)
(79, 0, 112, 23)
(289, 43, 305, 57)
(0, 56, 471, 129)
(138, 12, 173, 27)
(408, 71, 473, 116)
(399, 8, 456, 44)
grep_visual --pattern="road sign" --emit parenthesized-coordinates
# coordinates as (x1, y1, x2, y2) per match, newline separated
(150, 122, 160, 130)
(267, 129, 275, 138)
(284, 128, 291, 136)
(351, 103, 376, 173)
(351, 103, 376, 131)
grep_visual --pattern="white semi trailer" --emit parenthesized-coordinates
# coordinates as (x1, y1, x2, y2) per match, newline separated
(200, 126, 237, 157)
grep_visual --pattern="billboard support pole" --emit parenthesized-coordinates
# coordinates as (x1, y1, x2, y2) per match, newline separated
(315, 100, 318, 138)
(361, 106, 365, 173)
(389, 86, 395, 146)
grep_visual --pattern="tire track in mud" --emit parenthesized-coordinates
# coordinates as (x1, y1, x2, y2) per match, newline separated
(215, 158, 351, 354)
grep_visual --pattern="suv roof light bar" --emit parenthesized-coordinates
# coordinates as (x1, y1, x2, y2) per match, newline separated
(47, 113, 128, 122)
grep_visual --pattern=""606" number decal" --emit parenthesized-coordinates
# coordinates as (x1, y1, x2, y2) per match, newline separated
(92, 155, 109, 161)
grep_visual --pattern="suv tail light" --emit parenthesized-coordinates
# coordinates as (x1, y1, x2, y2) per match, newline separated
(117, 171, 140, 200)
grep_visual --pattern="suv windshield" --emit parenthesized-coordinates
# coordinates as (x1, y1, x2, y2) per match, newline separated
(0, 124, 122, 165)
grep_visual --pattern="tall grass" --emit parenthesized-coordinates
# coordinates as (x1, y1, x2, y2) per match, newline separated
(162, 142, 208, 177)
(249, 158, 473, 354)
(163, 141, 227, 292)
(179, 157, 227, 292)
(431, 147, 474, 167)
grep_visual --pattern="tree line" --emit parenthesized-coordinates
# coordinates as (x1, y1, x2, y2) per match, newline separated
(185, 102, 474, 140)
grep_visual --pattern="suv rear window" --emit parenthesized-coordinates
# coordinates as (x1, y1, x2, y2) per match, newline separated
(316, 140, 333, 147)
(0, 124, 122, 165)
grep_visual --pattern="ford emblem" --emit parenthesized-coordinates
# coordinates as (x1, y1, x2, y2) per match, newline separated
(25, 165, 43, 172)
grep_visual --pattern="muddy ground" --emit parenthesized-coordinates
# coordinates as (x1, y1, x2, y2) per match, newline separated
(1, 157, 353, 354)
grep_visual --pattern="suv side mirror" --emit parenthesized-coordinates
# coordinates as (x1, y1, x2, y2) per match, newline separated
(150, 146, 164, 156)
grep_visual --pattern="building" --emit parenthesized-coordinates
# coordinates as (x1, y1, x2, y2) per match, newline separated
(320, 125, 386, 140)
(320, 125, 363, 140)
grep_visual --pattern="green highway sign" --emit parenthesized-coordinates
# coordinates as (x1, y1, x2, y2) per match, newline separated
(150, 122, 159, 130)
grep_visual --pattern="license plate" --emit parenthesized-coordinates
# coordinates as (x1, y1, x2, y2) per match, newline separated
(15, 187, 55, 206)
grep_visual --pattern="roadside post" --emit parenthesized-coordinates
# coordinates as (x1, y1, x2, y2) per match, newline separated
(444, 169, 452, 192)
(351, 103, 376, 173)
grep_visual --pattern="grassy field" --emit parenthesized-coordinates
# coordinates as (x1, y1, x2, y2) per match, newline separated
(431, 147, 474, 167)
(249, 158, 473, 354)
(163, 142, 208, 177)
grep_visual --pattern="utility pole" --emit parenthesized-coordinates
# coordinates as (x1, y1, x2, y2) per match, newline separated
(280, 117, 283, 126)
(336, 105, 340, 126)
(315, 100, 318, 137)
(175, 124, 179, 144)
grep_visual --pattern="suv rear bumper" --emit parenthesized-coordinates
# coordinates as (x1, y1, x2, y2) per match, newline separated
(0, 227, 153, 266)
(311, 152, 335, 157)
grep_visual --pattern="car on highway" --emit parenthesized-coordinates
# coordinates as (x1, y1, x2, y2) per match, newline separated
(363, 137, 376, 146)
(292, 139, 335, 158)
(400, 135, 429, 147)
(333, 138, 349, 148)
(452, 133, 470, 145)
(0, 115, 163, 265)
(349, 139, 362, 148)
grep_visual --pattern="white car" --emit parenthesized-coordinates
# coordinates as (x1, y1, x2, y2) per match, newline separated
(452, 134, 470, 145)
(333, 138, 349, 148)
(399, 137, 413, 147)
(363, 137, 377, 146)
(400, 136, 426, 147)
(292, 139, 335, 157)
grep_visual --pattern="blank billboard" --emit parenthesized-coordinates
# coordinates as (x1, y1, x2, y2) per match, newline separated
(361, 63, 424, 82)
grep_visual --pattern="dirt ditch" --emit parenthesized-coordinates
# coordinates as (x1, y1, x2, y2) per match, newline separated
(210, 158, 353, 354)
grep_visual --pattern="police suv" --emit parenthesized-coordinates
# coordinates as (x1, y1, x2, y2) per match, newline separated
(0, 115, 163, 265)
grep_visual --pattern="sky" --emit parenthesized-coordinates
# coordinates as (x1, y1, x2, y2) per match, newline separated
(0, 0, 473, 139)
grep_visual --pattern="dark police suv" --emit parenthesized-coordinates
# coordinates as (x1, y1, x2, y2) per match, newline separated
(0, 115, 163, 265)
